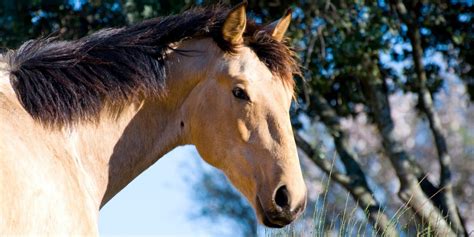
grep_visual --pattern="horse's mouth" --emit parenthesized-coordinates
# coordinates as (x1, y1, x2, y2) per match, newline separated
(256, 196, 289, 228)
(263, 216, 286, 228)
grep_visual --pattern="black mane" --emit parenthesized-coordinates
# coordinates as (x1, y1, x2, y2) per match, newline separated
(5, 6, 299, 126)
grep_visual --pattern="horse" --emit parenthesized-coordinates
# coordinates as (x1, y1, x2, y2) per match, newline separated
(0, 3, 307, 235)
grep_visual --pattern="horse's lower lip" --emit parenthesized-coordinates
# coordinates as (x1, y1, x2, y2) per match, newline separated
(256, 196, 287, 228)
(263, 216, 286, 228)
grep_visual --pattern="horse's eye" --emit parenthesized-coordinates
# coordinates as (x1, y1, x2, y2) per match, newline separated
(232, 87, 250, 101)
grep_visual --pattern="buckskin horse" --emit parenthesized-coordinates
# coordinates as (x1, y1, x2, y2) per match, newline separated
(0, 2, 307, 235)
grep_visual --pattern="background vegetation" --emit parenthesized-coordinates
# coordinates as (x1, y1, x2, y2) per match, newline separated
(1, 0, 472, 236)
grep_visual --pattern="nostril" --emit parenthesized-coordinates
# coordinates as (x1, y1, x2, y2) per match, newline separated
(274, 185, 290, 209)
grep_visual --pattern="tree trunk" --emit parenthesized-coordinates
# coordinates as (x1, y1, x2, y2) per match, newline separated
(358, 55, 456, 237)
(407, 21, 467, 237)
(388, 0, 467, 234)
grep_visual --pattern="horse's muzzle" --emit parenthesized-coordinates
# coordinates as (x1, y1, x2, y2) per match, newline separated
(257, 189, 307, 228)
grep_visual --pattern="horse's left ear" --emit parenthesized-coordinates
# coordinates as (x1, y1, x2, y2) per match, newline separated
(263, 9, 292, 42)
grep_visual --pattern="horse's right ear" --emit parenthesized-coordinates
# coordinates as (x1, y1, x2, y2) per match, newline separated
(222, 1, 247, 44)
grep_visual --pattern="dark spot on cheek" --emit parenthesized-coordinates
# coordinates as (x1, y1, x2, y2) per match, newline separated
(180, 121, 184, 128)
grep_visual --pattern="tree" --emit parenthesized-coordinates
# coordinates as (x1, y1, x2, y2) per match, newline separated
(293, 1, 471, 235)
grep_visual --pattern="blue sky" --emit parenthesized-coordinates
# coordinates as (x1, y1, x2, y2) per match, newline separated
(99, 146, 228, 236)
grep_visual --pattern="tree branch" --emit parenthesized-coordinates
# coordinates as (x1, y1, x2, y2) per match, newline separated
(295, 131, 397, 236)
(295, 133, 351, 186)
(312, 91, 399, 236)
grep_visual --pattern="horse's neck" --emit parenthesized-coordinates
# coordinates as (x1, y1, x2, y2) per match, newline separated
(67, 38, 218, 209)
(68, 100, 182, 208)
